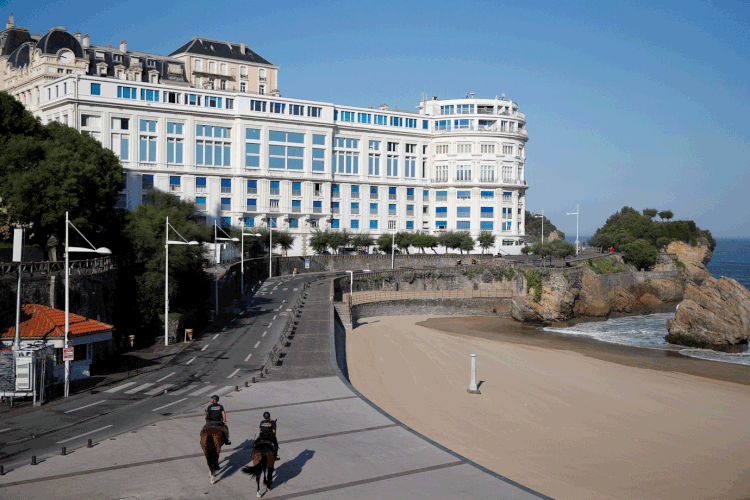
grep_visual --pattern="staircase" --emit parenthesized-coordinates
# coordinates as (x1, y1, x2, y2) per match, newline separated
(333, 302, 352, 331)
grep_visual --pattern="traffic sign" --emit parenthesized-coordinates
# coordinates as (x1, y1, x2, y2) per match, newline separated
(305, 258, 310, 269)
(63, 347, 74, 361)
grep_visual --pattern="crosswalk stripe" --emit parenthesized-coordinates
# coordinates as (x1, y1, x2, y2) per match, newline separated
(169, 383, 200, 396)
(124, 383, 155, 394)
(188, 385, 217, 397)
(217, 385, 235, 395)
(144, 384, 174, 395)
(104, 382, 136, 393)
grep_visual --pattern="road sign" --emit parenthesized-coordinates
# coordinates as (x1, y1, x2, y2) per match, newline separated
(63, 347, 74, 362)
(305, 258, 310, 269)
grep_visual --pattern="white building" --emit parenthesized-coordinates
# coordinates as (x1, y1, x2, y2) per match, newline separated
(2, 20, 528, 256)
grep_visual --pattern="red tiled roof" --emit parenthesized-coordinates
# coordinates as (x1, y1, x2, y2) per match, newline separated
(1, 304, 114, 340)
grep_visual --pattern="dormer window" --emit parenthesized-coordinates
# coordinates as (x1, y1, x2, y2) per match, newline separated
(113, 54, 122, 62)
(147, 59, 155, 67)
(131, 57, 139, 65)
(95, 51, 105, 59)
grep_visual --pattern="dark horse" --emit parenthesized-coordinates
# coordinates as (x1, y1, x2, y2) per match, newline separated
(242, 440, 276, 498)
(200, 424, 224, 484)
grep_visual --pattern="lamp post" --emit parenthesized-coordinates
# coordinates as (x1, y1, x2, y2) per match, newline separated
(267, 218, 274, 279)
(214, 222, 239, 318)
(566, 204, 580, 256)
(165, 216, 198, 346)
(534, 209, 545, 244)
(240, 229, 262, 296)
(391, 231, 396, 269)
(65, 211, 111, 398)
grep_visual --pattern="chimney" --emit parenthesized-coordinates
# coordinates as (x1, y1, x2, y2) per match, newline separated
(120, 40, 126, 52)
(240, 41, 245, 54)
(6, 13, 14, 29)
(379, 103, 388, 110)
(82, 34, 89, 48)
(432, 96, 438, 100)
(74, 31, 81, 42)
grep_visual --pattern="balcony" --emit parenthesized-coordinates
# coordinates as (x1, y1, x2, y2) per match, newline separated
(351, 207, 360, 215)
(370, 193, 378, 200)
(243, 205, 259, 213)
(292, 206, 301, 213)
(170, 185, 181, 192)
(292, 189, 301, 196)
(436, 195, 447, 202)
(432, 125, 528, 138)
(270, 203, 280, 212)
(370, 208, 378, 216)
(193, 68, 234, 79)
(259, 76, 267, 82)
(388, 209, 396, 216)
(332, 206, 340, 214)
(479, 177, 496, 183)
(406, 209, 415, 217)
(247, 188, 257, 195)
(332, 192, 341, 199)
(240, 73, 248, 80)
(221, 187, 231, 194)
(270, 189, 280, 196)
(313, 207, 323, 214)
(481, 213, 494, 218)
(196, 203, 207, 211)
(196, 186, 207, 193)
(389, 194, 397, 201)
(220, 203, 231, 212)
(351, 192, 359, 199)
(406, 195, 414, 201)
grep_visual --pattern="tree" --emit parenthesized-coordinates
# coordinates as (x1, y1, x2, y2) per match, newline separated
(0, 112, 125, 257)
(620, 241, 658, 270)
(394, 231, 413, 254)
(328, 229, 351, 254)
(658, 210, 674, 222)
(524, 210, 564, 243)
(411, 232, 437, 254)
(477, 232, 496, 254)
(309, 230, 331, 254)
(642, 208, 658, 219)
(124, 190, 211, 333)
(273, 230, 295, 256)
(351, 233, 374, 253)
(376, 233, 393, 253)
(438, 231, 462, 253)
(458, 232, 475, 254)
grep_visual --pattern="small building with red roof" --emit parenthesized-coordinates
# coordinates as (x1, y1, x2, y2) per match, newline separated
(1, 304, 115, 382)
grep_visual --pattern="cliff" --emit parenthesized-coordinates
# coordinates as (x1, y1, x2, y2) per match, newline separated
(666, 240, 713, 285)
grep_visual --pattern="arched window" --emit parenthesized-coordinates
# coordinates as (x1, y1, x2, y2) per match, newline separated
(208, 61, 215, 73)
(220, 63, 227, 75)
(194, 59, 202, 70)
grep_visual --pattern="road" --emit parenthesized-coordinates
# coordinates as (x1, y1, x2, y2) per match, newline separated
(0, 273, 320, 471)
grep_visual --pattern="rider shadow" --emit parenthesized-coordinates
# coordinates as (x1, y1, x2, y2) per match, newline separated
(218, 438, 256, 480)
(271, 449, 315, 488)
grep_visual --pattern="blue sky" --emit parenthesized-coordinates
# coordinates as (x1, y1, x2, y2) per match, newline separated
(5, 0, 749, 237)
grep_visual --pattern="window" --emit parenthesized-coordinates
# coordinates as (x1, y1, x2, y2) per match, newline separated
(81, 115, 100, 128)
(517, 164, 523, 180)
(290, 104, 304, 116)
(351, 185, 359, 198)
(503, 191, 512, 202)
(406, 204, 414, 216)
(187, 94, 201, 106)
(90, 83, 100, 95)
(351, 202, 360, 215)
(196, 125, 231, 167)
(351, 219, 359, 229)
(456, 165, 472, 182)
(245, 128, 260, 167)
(480, 165, 495, 182)
(116, 193, 127, 209)
(313, 148, 325, 171)
(270, 200, 280, 212)
(270, 181, 280, 196)
(503, 222, 512, 231)
(457, 207, 471, 218)
(139, 120, 157, 162)
(313, 134, 326, 145)
(503, 145, 514, 155)
(457, 221, 470, 229)
(457, 144, 472, 154)
(436, 144, 449, 154)
(245, 217, 255, 227)
(440, 105, 454, 115)
(204, 96, 223, 108)
(368, 154, 380, 176)
(407, 188, 414, 201)
(389, 116, 402, 127)
(370, 186, 378, 199)
(333, 138, 360, 174)
(388, 220, 397, 229)
(314, 183, 322, 196)
(308, 107, 322, 117)
(370, 220, 378, 229)
(405, 144, 416, 154)
(436, 220, 447, 229)
(387, 142, 398, 152)
(436, 207, 447, 217)
(240, 82, 246, 92)
(111, 118, 130, 160)
(339, 111, 354, 122)
(313, 201, 322, 214)
(369, 141, 379, 151)
(269, 130, 305, 170)
(503, 165, 513, 182)
(163, 91, 180, 104)
(436, 191, 447, 202)
(166, 122, 184, 164)
(480, 221, 494, 230)
(259, 84, 265, 95)
(250, 100, 266, 112)
(292, 200, 301, 213)
(225, 98, 234, 110)
(270, 102, 285, 114)
(435, 165, 448, 182)
(331, 202, 340, 214)
(423, 120, 429, 129)
(247, 180, 257, 194)
(140, 89, 160, 102)
(292, 182, 301, 197)
(289, 218, 299, 228)
(170, 176, 181, 192)
(481, 207, 494, 218)
(142, 174, 154, 203)
(196, 177, 207, 193)
(196, 196, 207, 211)
(481, 144, 495, 154)
(404, 157, 416, 178)
(358, 113, 371, 123)
(388, 204, 396, 216)
(405, 118, 417, 128)
(116, 86, 136, 99)
(457, 190, 471, 200)
(388, 187, 397, 200)
(331, 219, 340, 229)
(219, 179, 231, 195)
(406, 220, 414, 230)
(435, 120, 451, 131)
(454, 119, 470, 129)
(481, 191, 494, 200)
(221, 216, 231, 227)
(457, 104, 474, 114)
(386, 156, 398, 177)
(370, 203, 378, 215)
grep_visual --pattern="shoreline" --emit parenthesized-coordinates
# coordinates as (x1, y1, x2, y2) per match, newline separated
(416, 315, 750, 385)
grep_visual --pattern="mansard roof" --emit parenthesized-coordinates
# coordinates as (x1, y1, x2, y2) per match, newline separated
(169, 37, 274, 66)
(6, 41, 31, 68)
(36, 27, 83, 58)
(85, 45, 190, 85)
(0, 26, 33, 57)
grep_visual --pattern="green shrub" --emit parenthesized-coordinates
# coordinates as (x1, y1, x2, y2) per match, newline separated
(523, 270, 544, 303)
(674, 258, 685, 269)
(585, 257, 625, 274)
(621, 241, 658, 270)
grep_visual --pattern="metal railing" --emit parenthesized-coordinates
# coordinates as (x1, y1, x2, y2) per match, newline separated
(347, 289, 515, 306)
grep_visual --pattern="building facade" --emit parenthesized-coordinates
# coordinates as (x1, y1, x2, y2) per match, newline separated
(1, 17, 528, 256)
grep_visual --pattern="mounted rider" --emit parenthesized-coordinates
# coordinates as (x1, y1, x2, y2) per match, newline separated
(258, 411, 278, 459)
(205, 395, 231, 446)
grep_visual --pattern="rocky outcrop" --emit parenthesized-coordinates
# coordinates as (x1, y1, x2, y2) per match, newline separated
(573, 269, 610, 317)
(666, 276, 750, 347)
(667, 240, 713, 285)
(512, 288, 576, 323)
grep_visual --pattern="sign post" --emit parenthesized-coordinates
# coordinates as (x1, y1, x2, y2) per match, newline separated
(467, 354, 481, 394)
(305, 258, 310, 269)
(63, 348, 74, 362)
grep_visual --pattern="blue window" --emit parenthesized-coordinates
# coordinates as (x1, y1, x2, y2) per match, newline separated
(351, 202, 359, 210)
(117, 86, 137, 99)
(246, 128, 261, 140)
(140, 137, 156, 162)
(91, 83, 101, 95)
(270, 103, 285, 114)
(245, 218, 254, 227)
(436, 207, 447, 215)
(332, 184, 340, 196)
(142, 174, 154, 190)
(481, 221, 494, 230)
(221, 197, 231, 207)
(331, 219, 340, 229)
(454, 119, 469, 128)
(269, 157, 285, 169)
(481, 207, 494, 214)
(140, 89, 159, 101)
(247, 199, 257, 208)
(503, 191, 512, 197)
(313, 134, 326, 145)
(481, 191, 494, 198)
(196, 197, 206, 210)
(436, 191, 447, 199)
(221, 216, 231, 226)
(289, 218, 299, 228)
(312, 148, 325, 171)
(389, 204, 396, 211)
(250, 100, 266, 112)
(247, 180, 257, 193)
(457, 190, 471, 198)
(423, 190, 429, 197)
(370, 186, 378, 195)
(423, 120, 429, 130)
(287, 132, 304, 144)
(370, 220, 378, 229)
(292, 182, 301, 192)
(436, 221, 447, 228)
(170, 176, 180, 186)
(503, 222, 512, 231)
(457, 221, 470, 229)
(269, 130, 286, 142)
(270, 181, 279, 191)
(406, 221, 414, 229)
(457, 207, 471, 217)
(370, 203, 378, 211)
(436, 120, 451, 131)
(313, 201, 322, 209)
(245, 143, 260, 167)
(352, 185, 359, 195)
(221, 178, 231, 190)
(140, 120, 157, 133)
(351, 220, 359, 229)
(407, 188, 414, 196)
(196, 177, 207, 187)
(389, 187, 396, 195)
(292, 200, 301, 208)
(268, 217, 278, 228)
(332, 202, 340, 210)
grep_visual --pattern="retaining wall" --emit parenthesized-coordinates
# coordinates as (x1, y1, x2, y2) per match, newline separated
(352, 298, 513, 324)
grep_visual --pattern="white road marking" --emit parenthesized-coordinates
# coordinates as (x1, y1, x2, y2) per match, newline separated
(286, 309, 292, 312)
(227, 369, 241, 379)
(282, 299, 286, 303)
(283, 288, 288, 291)
(188, 385, 216, 397)
(124, 383, 155, 394)
(104, 382, 136, 393)
(0, 428, 12, 433)
(273, 315, 277, 320)
(201, 345, 209, 351)
(254, 341, 260, 348)
(293, 288, 298, 291)
(151, 398, 187, 412)
(218, 385, 235, 395)
(169, 384, 199, 395)
(213, 334, 219, 339)
(186, 357, 196, 365)
(144, 384, 174, 395)
(244, 353, 253, 362)
(64, 401, 106, 414)
(57, 425, 113, 444)
(262, 331, 267, 337)
(156, 372, 175, 382)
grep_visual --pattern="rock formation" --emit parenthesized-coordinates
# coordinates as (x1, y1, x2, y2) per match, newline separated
(666, 276, 750, 347)
(667, 240, 713, 285)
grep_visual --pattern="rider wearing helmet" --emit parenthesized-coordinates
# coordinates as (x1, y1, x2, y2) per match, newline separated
(205, 395, 231, 445)
(259, 411, 278, 459)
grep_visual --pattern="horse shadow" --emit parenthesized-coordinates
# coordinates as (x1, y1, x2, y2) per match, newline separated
(271, 449, 315, 488)
(217, 438, 256, 480)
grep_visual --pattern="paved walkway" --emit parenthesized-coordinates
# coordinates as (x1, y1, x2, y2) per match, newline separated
(0, 276, 552, 499)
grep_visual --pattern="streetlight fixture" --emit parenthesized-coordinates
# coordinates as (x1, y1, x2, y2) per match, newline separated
(65, 211, 111, 398)
(347, 269, 371, 302)
(566, 204, 580, 256)
(534, 209, 545, 244)
(240, 228, 262, 295)
(213, 222, 239, 318)
(165, 216, 198, 346)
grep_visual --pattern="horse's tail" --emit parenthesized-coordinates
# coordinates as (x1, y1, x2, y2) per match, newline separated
(241, 455, 267, 480)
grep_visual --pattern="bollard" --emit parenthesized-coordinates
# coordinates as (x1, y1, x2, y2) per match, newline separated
(87, 439, 93, 448)
(31, 455, 37, 465)
(61, 446, 66, 456)
(0, 465, 4, 475)
(245, 381, 249, 387)
(235, 385, 239, 392)
(252, 377, 256, 383)
(467, 354, 481, 394)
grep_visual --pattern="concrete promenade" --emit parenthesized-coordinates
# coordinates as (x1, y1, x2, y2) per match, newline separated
(0, 277, 551, 499)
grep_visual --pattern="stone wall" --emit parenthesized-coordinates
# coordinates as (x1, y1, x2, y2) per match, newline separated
(274, 253, 494, 276)
(352, 298, 513, 323)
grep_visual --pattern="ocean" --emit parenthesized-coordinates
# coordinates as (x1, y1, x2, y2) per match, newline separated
(545, 238, 750, 365)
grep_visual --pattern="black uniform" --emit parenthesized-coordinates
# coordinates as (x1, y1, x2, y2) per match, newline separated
(259, 419, 278, 456)
(205, 403, 230, 444)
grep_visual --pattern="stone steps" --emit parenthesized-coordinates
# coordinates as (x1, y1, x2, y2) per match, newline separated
(333, 302, 352, 331)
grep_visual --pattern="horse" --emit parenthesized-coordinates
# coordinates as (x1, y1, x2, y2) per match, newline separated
(241, 440, 276, 498)
(200, 424, 224, 484)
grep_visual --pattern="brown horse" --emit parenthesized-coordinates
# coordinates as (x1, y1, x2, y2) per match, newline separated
(242, 441, 276, 497)
(200, 424, 224, 484)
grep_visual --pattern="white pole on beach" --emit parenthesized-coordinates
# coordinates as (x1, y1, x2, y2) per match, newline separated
(468, 354, 479, 393)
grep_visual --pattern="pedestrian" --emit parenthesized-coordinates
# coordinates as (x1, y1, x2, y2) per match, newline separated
(610, 245, 614, 253)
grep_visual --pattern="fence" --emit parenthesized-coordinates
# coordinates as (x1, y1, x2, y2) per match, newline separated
(346, 288, 516, 306)
(0, 256, 123, 281)
(262, 281, 308, 373)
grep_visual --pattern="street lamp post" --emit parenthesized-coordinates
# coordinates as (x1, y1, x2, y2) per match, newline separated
(165, 216, 198, 346)
(65, 211, 111, 398)
(391, 232, 395, 269)
(268, 219, 273, 279)
(213, 222, 239, 318)
(535, 209, 545, 244)
(240, 229, 262, 296)
(566, 204, 580, 256)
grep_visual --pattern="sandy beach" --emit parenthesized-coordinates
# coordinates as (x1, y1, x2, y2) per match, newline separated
(347, 315, 750, 500)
